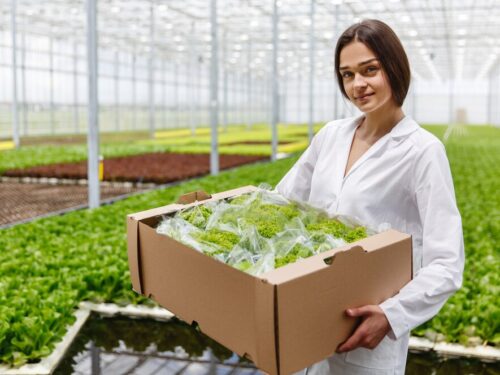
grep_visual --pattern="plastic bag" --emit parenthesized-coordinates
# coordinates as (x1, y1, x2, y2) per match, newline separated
(247, 251, 275, 276)
(271, 228, 315, 268)
(156, 186, 374, 275)
(226, 245, 256, 273)
(157, 216, 206, 253)
(177, 203, 214, 230)
(205, 201, 241, 234)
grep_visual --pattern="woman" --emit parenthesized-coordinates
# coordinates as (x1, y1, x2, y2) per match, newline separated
(277, 19, 464, 374)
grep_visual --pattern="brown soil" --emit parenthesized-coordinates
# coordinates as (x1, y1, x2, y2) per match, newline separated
(224, 140, 293, 146)
(3, 152, 268, 184)
(0, 182, 141, 226)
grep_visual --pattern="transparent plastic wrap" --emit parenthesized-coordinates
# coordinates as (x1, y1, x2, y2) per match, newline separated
(156, 216, 206, 253)
(156, 185, 385, 276)
(271, 228, 315, 269)
(235, 224, 272, 255)
(177, 203, 215, 230)
(206, 201, 241, 234)
(246, 251, 275, 276)
(226, 245, 255, 272)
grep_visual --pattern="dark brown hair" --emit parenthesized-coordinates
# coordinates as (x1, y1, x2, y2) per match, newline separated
(334, 19, 411, 107)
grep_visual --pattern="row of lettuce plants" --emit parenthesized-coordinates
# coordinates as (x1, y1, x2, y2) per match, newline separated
(0, 125, 498, 366)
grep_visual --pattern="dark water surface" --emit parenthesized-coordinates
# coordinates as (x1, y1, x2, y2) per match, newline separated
(55, 314, 499, 374)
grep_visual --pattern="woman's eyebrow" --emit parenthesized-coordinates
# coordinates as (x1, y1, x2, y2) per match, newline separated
(339, 58, 378, 70)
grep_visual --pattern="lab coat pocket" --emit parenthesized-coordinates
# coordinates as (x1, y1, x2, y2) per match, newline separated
(344, 335, 397, 370)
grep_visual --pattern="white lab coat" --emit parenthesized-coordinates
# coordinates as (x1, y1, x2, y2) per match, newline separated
(276, 115, 464, 375)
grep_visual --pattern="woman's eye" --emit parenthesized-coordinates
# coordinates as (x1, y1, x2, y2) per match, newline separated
(342, 71, 353, 79)
(366, 66, 378, 73)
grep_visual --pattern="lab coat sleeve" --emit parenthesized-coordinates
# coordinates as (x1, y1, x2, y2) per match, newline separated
(379, 141, 465, 339)
(275, 128, 326, 202)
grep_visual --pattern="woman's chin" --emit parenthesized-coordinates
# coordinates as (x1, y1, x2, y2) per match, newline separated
(356, 103, 375, 113)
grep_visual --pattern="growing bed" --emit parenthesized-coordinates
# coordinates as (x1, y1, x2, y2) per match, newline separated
(2, 153, 267, 184)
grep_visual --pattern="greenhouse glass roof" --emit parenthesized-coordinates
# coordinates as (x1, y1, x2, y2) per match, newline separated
(1, 0, 499, 82)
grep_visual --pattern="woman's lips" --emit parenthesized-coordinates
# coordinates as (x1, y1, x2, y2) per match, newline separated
(355, 93, 374, 100)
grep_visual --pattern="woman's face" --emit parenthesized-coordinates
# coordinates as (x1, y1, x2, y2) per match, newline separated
(339, 41, 395, 114)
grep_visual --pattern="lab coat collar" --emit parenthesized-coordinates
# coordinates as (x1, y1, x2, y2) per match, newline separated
(338, 115, 419, 182)
(389, 116, 420, 139)
(342, 114, 419, 140)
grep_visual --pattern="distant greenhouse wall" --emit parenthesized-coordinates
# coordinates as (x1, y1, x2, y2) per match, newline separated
(489, 65, 500, 127)
(0, 28, 271, 138)
(1, 0, 499, 140)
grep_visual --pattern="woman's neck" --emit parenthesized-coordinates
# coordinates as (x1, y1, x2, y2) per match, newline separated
(359, 105, 405, 142)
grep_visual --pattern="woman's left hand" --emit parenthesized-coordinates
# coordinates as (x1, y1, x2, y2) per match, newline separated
(336, 305, 391, 353)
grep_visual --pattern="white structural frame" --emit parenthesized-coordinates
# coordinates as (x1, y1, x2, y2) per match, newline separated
(86, 0, 100, 208)
(10, 0, 19, 148)
(271, 0, 279, 162)
(209, 0, 219, 175)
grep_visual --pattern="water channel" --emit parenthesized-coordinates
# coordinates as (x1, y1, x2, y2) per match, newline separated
(54, 314, 499, 374)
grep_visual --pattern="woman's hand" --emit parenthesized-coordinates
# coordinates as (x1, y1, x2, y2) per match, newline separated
(336, 305, 391, 353)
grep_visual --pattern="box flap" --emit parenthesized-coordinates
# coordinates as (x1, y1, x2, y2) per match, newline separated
(263, 229, 411, 284)
(127, 185, 259, 223)
(177, 190, 212, 204)
(273, 230, 412, 374)
(128, 204, 184, 222)
(253, 280, 279, 375)
(126, 215, 143, 294)
(210, 185, 258, 200)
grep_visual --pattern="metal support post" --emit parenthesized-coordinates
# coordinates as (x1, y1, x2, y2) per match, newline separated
(49, 35, 55, 134)
(264, 77, 268, 124)
(247, 40, 252, 129)
(261, 77, 265, 123)
(223, 30, 228, 132)
(132, 48, 137, 130)
(148, 0, 155, 137)
(174, 62, 179, 127)
(333, 4, 339, 120)
(90, 341, 101, 375)
(21, 28, 27, 136)
(86, 0, 100, 208)
(297, 69, 301, 124)
(10, 0, 20, 147)
(114, 50, 119, 131)
(282, 67, 287, 124)
(197, 56, 202, 129)
(486, 71, 492, 125)
(271, 0, 279, 161)
(235, 72, 239, 125)
(228, 71, 232, 125)
(189, 22, 195, 135)
(161, 59, 166, 129)
(448, 79, 454, 124)
(240, 72, 245, 126)
(73, 40, 79, 133)
(209, 0, 219, 175)
(308, 0, 315, 142)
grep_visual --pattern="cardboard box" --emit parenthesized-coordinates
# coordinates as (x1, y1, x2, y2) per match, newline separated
(127, 185, 412, 374)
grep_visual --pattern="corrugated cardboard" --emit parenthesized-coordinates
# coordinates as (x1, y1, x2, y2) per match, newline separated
(127, 185, 412, 374)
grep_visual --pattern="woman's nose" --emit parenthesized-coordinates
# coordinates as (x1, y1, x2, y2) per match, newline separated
(353, 73, 367, 88)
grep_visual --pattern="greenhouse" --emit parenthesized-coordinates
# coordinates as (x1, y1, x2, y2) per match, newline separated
(0, 0, 499, 374)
